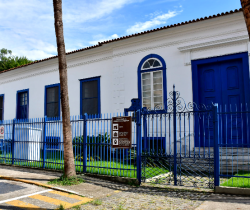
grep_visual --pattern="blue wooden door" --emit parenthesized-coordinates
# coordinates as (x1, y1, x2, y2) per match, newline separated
(220, 60, 245, 146)
(17, 91, 28, 119)
(197, 59, 245, 146)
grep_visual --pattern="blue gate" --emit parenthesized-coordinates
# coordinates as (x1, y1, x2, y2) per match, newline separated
(125, 85, 219, 188)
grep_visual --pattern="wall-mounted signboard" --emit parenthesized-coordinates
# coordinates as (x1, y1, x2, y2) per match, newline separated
(112, 116, 132, 149)
(0, 126, 4, 139)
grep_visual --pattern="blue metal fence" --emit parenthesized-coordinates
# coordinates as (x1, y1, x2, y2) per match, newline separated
(0, 88, 250, 189)
(218, 104, 250, 188)
(0, 112, 137, 179)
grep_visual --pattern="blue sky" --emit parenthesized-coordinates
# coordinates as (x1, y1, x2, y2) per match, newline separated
(0, 0, 242, 60)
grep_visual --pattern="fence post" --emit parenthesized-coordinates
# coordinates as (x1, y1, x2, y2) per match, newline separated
(43, 116, 47, 168)
(83, 114, 87, 173)
(173, 85, 177, 186)
(213, 103, 220, 187)
(11, 119, 15, 165)
(142, 108, 147, 151)
(136, 109, 142, 185)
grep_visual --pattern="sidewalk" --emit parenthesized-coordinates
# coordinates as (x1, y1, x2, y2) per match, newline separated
(1, 165, 250, 210)
(0, 165, 117, 199)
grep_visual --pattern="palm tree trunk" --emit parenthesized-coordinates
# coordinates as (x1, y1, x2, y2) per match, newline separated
(241, 0, 250, 40)
(53, 0, 76, 177)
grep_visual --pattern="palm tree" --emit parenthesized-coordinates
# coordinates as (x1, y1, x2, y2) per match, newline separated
(240, 0, 250, 40)
(53, 0, 76, 177)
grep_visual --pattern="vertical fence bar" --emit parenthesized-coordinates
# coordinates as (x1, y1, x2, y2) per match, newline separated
(136, 109, 142, 184)
(143, 112, 147, 152)
(83, 114, 87, 173)
(11, 119, 15, 165)
(43, 116, 47, 168)
(173, 85, 177, 186)
(213, 103, 219, 187)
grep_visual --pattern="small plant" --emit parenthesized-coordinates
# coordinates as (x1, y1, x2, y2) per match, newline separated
(48, 174, 85, 186)
(91, 199, 102, 206)
(116, 203, 127, 210)
(57, 204, 65, 210)
(72, 205, 81, 210)
(127, 180, 140, 187)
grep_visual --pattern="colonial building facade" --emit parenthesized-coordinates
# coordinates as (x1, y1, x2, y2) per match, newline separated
(0, 9, 249, 122)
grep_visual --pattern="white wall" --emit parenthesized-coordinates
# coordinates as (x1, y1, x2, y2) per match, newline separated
(0, 11, 249, 120)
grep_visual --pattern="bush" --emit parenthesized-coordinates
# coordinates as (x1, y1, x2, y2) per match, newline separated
(73, 133, 110, 160)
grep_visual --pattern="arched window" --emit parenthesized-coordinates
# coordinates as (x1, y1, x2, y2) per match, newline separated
(138, 54, 167, 109)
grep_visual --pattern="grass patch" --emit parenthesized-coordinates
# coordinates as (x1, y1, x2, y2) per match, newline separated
(0, 152, 169, 180)
(221, 171, 250, 188)
(48, 174, 85, 186)
(72, 205, 81, 210)
(91, 199, 102, 206)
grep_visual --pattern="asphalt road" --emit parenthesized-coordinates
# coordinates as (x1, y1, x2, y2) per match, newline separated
(0, 179, 92, 210)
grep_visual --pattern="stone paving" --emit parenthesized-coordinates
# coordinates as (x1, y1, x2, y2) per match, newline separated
(66, 175, 212, 210)
(1, 165, 250, 210)
(78, 188, 210, 210)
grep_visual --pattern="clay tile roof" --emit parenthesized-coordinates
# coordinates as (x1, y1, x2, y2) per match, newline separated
(0, 8, 243, 75)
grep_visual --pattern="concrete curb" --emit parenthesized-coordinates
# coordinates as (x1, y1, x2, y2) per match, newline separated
(84, 173, 139, 185)
(0, 175, 92, 198)
(215, 186, 250, 196)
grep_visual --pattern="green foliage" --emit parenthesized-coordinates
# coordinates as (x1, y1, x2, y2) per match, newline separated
(72, 205, 81, 210)
(57, 204, 65, 210)
(48, 174, 85, 186)
(0, 48, 33, 71)
(91, 199, 102, 206)
(73, 133, 110, 161)
(116, 203, 127, 210)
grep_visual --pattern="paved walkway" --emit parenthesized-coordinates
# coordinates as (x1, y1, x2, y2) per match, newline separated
(1, 165, 250, 210)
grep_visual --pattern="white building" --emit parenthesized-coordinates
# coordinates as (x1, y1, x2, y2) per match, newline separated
(0, 8, 249, 122)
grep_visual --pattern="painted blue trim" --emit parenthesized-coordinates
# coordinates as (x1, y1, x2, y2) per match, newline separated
(79, 76, 101, 81)
(80, 76, 101, 118)
(44, 83, 61, 120)
(138, 54, 167, 109)
(191, 52, 250, 106)
(0, 94, 4, 121)
(16, 89, 29, 119)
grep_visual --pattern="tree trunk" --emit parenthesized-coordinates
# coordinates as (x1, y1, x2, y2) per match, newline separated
(241, 0, 250, 40)
(53, 0, 76, 177)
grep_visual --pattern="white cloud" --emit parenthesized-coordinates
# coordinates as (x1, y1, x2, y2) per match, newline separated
(126, 10, 180, 34)
(15, 50, 55, 61)
(0, 0, 140, 60)
(89, 34, 119, 45)
(63, 0, 143, 23)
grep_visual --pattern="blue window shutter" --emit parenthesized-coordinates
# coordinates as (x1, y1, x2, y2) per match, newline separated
(44, 83, 60, 119)
(80, 76, 101, 118)
(0, 94, 4, 121)
(16, 89, 29, 120)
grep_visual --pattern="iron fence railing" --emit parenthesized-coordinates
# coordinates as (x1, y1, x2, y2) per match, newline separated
(218, 104, 250, 188)
(0, 113, 137, 179)
(1, 89, 250, 189)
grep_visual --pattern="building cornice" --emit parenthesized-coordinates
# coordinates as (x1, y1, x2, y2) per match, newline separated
(0, 28, 248, 84)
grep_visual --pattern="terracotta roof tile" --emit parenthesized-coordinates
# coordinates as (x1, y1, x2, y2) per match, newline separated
(0, 8, 243, 75)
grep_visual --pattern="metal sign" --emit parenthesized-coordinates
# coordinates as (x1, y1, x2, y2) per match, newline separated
(112, 116, 132, 149)
(0, 126, 4, 139)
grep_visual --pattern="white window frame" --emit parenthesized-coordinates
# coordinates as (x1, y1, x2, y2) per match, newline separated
(141, 70, 163, 109)
(141, 58, 163, 70)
